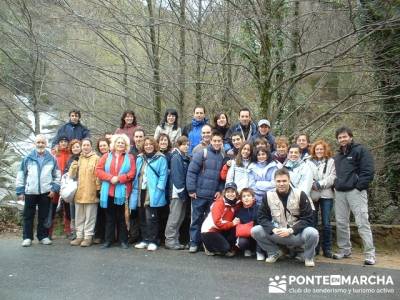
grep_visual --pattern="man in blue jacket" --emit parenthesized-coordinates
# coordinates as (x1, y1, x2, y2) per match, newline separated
(52, 110, 90, 148)
(333, 126, 376, 265)
(182, 106, 208, 156)
(186, 131, 225, 252)
(225, 108, 257, 147)
(16, 134, 61, 247)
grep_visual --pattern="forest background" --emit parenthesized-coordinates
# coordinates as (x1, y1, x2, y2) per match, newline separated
(0, 0, 399, 224)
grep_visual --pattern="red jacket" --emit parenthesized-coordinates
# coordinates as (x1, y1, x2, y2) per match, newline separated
(96, 152, 136, 197)
(201, 196, 240, 233)
(52, 148, 70, 175)
(220, 163, 229, 181)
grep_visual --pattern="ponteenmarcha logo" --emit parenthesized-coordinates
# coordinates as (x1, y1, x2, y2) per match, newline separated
(268, 275, 287, 293)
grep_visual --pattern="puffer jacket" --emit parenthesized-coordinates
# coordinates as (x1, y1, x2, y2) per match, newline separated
(334, 141, 374, 191)
(284, 160, 313, 198)
(225, 160, 251, 192)
(129, 152, 168, 209)
(16, 150, 61, 196)
(182, 118, 208, 156)
(186, 145, 225, 200)
(248, 161, 279, 205)
(69, 151, 100, 204)
(309, 158, 336, 200)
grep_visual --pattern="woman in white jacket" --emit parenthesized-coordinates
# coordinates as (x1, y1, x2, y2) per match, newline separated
(309, 140, 336, 258)
(226, 142, 254, 192)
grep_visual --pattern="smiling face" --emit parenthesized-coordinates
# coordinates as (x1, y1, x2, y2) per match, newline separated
(69, 112, 80, 124)
(258, 124, 270, 135)
(143, 139, 155, 154)
(201, 125, 212, 144)
(71, 143, 81, 155)
(288, 147, 300, 161)
(81, 140, 92, 155)
(115, 138, 127, 153)
(58, 140, 68, 150)
(257, 150, 267, 163)
(224, 188, 237, 201)
(166, 113, 176, 125)
(35, 138, 47, 154)
(296, 135, 309, 150)
(277, 143, 288, 157)
(337, 132, 352, 147)
(134, 131, 145, 147)
(241, 191, 255, 208)
(217, 114, 227, 127)
(193, 107, 205, 122)
(239, 110, 251, 126)
(98, 141, 109, 154)
(275, 174, 290, 194)
(241, 144, 251, 159)
(315, 144, 325, 160)
(210, 135, 223, 151)
(124, 113, 134, 125)
(159, 136, 169, 151)
(232, 135, 243, 149)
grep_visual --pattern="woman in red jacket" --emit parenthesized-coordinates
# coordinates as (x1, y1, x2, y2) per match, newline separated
(201, 182, 241, 256)
(96, 134, 136, 249)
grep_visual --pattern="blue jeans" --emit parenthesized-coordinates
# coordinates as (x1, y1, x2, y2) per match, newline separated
(313, 198, 333, 252)
(190, 198, 212, 247)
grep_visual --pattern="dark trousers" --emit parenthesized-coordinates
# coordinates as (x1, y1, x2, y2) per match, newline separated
(201, 229, 236, 253)
(313, 198, 333, 252)
(104, 197, 128, 244)
(190, 198, 212, 247)
(138, 191, 160, 244)
(129, 209, 141, 243)
(23, 194, 51, 240)
(94, 203, 106, 240)
(236, 237, 257, 252)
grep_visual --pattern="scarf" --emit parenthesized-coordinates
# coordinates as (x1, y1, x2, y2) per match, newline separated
(285, 159, 302, 171)
(100, 152, 131, 208)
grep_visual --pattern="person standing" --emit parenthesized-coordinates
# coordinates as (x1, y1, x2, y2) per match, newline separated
(16, 135, 61, 247)
(154, 108, 182, 146)
(182, 106, 208, 156)
(192, 124, 212, 154)
(114, 110, 141, 148)
(250, 119, 276, 152)
(225, 108, 257, 146)
(332, 126, 376, 265)
(52, 110, 90, 148)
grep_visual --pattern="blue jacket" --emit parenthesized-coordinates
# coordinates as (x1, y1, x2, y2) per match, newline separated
(170, 148, 190, 200)
(235, 204, 258, 224)
(52, 121, 90, 147)
(182, 118, 208, 156)
(16, 150, 61, 195)
(249, 132, 276, 152)
(186, 145, 225, 200)
(248, 161, 278, 205)
(129, 152, 168, 209)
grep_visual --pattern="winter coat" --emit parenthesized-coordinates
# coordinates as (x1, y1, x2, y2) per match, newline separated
(284, 160, 313, 198)
(309, 158, 336, 200)
(248, 161, 279, 205)
(129, 152, 168, 209)
(225, 160, 251, 192)
(96, 152, 136, 198)
(16, 150, 61, 196)
(225, 122, 257, 146)
(235, 203, 258, 225)
(170, 148, 190, 200)
(69, 151, 100, 204)
(52, 148, 70, 176)
(201, 196, 240, 233)
(249, 132, 276, 152)
(186, 145, 225, 200)
(115, 124, 142, 148)
(182, 118, 209, 156)
(154, 124, 182, 146)
(334, 141, 374, 191)
(52, 121, 90, 148)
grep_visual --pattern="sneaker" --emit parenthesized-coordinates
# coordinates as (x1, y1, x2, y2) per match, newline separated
(256, 252, 265, 261)
(70, 238, 83, 246)
(332, 250, 351, 260)
(40, 237, 52, 245)
(265, 250, 283, 263)
(203, 244, 215, 256)
(134, 241, 148, 249)
(165, 244, 185, 250)
(244, 250, 252, 257)
(120, 242, 129, 249)
(305, 259, 315, 267)
(189, 245, 198, 253)
(100, 242, 111, 249)
(364, 255, 376, 265)
(147, 243, 158, 251)
(21, 239, 32, 247)
(80, 238, 92, 247)
(93, 238, 102, 244)
(323, 250, 333, 258)
(225, 250, 236, 257)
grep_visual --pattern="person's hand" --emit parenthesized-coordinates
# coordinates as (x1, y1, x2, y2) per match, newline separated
(232, 217, 240, 226)
(189, 192, 197, 199)
(17, 195, 24, 201)
(48, 191, 55, 199)
(111, 176, 119, 184)
(214, 192, 221, 199)
(273, 228, 292, 237)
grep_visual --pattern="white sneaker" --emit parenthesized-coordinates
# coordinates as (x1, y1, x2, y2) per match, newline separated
(305, 259, 315, 267)
(244, 250, 252, 257)
(256, 252, 265, 261)
(134, 241, 148, 249)
(39, 237, 52, 245)
(21, 239, 32, 247)
(147, 243, 158, 251)
(364, 255, 376, 265)
(265, 250, 283, 263)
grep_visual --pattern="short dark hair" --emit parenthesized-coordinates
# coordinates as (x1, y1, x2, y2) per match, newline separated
(231, 131, 242, 139)
(294, 132, 310, 144)
(176, 135, 189, 146)
(133, 128, 145, 136)
(211, 130, 223, 139)
(275, 168, 290, 179)
(193, 105, 206, 113)
(69, 110, 81, 118)
(81, 138, 92, 146)
(239, 108, 251, 116)
(335, 126, 353, 139)
(240, 188, 255, 198)
(288, 144, 301, 152)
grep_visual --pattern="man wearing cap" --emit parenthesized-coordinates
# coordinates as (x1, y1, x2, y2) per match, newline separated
(250, 119, 276, 152)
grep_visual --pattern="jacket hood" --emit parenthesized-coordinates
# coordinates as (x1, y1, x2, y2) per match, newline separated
(27, 149, 53, 161)
(191, 117, 208, 127)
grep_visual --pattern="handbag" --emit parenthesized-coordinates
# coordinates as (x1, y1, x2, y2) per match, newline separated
(235, 221, 254, 238)
(60, 173, 78, 203)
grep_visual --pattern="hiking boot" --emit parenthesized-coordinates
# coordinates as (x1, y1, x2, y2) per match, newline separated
(134, 241, 148, 249)
(21, 239, 32, 247)
(332, 250, 351, 260)
(40, 237, 52, 245)
(256, 252, 265, 261)
(305, 259, 315, 267)
(70, 238, 83, 246)
(80, 238, 92, 247)
(265, 250, 283, 263)
(364, 255, 376, 265)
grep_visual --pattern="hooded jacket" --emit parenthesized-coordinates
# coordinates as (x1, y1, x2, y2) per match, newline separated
(248, 160, 279, 205)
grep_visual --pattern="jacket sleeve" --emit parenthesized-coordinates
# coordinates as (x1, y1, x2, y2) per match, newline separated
(224, 125, 234, 147)
(118, 154, 136, 183)
(82, 125, 91, 139)
(220, 163, 229, 181)
(318, 158, 336, 189)
(156, 157, 168, 190)
(356, 146, 375, 190)
(186, 151, 203, 193)
(182, 124, 190, 137)
(171, 154, 185, 190)
(51, 158, 61, 193)
(95, 153, 113, 182)
(254, 167, 277, 191)
(68, 161, 79, 179)
(291, 191, 314, 235)
(212, 199, 235, 230)
(298, 164, 313, 196)
(154, 125, 161, 140)
(248, 168, 256, 191)
(257, 194, 274, 234)
(15, 158, 27, 196)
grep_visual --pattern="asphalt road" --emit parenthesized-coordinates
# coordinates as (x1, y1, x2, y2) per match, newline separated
(0, 238, 399, 300)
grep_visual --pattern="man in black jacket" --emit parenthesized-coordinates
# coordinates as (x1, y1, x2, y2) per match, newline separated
(333, 126, 376, 265)
(251, 168, 319, 267)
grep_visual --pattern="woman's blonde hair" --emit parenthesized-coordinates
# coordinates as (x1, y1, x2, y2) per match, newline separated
(110, 134, 130, 152)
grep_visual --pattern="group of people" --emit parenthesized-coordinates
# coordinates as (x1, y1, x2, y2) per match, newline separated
(16, 106, 376, 268)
